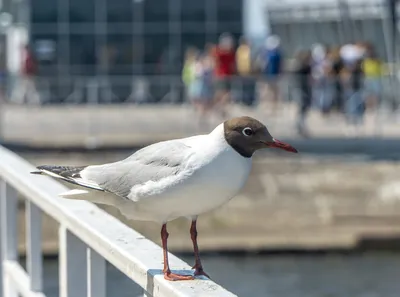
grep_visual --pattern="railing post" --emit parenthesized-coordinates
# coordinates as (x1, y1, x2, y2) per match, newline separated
(0, 181, 3, 297)
(26, 200, 43, 292)
(0, 180, 18, 297)
(87, 248, 106, 297)
(59, 225, 87, 297)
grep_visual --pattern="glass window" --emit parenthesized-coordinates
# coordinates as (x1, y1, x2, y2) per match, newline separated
(216, 0, 242, 23)
(181, 0, 206, 23)
(106, 0, 133, 23)
(30, 33, 58, 74)
(181, 33, 207, 53)
(143, 0, 169, 24)
(69, 34, 96, 75)
(69, 0, 95, 23)
(143, 33, 169, 72)
(181, 22, 205, 34)
(31, 0, 58, 23)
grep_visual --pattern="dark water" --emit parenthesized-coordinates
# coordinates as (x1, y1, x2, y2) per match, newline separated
(40, 252, 400, 297)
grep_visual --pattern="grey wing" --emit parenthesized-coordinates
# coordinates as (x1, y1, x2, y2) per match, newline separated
(31, 165, 105, 191)
(80, 140, 193, 198)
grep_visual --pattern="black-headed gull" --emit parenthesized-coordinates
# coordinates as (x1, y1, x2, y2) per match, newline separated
(31, 116, 297, 281)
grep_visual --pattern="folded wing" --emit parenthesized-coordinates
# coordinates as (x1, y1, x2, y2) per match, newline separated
(31, 140, 194, 201)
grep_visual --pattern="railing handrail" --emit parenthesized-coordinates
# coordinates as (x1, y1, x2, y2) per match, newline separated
(0, 145, 237, 297)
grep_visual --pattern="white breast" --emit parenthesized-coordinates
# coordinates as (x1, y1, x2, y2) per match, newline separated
(118, 125, 253, 223)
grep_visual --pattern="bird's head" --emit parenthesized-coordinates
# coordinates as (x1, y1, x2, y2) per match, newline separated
(223, 116, 298, 158)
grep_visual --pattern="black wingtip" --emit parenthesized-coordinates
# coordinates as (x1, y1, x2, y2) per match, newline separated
(30, 170, 43, 175)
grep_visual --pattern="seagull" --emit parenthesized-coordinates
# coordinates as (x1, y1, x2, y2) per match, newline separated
(31, 116, 297, 281)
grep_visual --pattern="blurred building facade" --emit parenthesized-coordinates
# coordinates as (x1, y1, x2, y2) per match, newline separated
(266, 0, 399, 60)
(13, 0, 243, 77)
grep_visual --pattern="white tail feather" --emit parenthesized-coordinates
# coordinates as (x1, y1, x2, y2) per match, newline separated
(59, 189, 89, 200)
(59, 188, 118, 206)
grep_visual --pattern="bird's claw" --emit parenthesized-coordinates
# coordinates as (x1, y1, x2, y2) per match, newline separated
(193, 267, 210, 279)
(163, 271, 195, 281)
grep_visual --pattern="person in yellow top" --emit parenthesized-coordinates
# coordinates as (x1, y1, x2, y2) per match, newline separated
(361, 46, 384, 109)
(182, 47, 197, 90)
(235, 37, 258, 106)
(236, 37, 251, 76)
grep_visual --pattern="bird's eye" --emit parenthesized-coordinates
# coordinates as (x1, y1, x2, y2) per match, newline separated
(242, 127, 253, 136)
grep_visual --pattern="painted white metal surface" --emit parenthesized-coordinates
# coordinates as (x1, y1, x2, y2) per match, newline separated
(3, 261, 45, 297)
(0, 145, 237, 297)
(0, 180, 18, 297)
(87, 248, 106, 297)
(26, 201, 43, 292)
(0, 181, 3, 297)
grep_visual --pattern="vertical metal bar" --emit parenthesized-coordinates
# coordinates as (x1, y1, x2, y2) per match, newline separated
(87, 248, 106, 297)
(0, 180, 18, 297)
(133, 0, 144, 75)
(95, 0, 107, 77)
(0, 181, 4, 297)
(206, 0, 218, 41)
(57, 0, 70, 95)
(168, 0, 181, 103)
(59, 226, 87, 297)
(26, 200, 43, 292)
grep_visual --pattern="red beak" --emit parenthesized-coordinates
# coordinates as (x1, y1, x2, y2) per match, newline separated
(265, 138, 298, 153)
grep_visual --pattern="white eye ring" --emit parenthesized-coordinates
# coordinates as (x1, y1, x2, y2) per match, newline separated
(242, 127, 253, 136)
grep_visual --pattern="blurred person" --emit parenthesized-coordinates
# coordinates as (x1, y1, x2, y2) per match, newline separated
(311, 44, 333, 115)
(362, 45, 383, 110)
(258, 35, 283, 114)
(294, 50, 313, 137)
(183, 49, 214, 127)
(340, 42, 364, 67)
(236, 36, 251, 76)
(344, 54, 365, 128)
(236, 36, 256, 106)
(212, 33, 236, 118)
(328, 46, 345, 112)
(205, 43, 216, 56)
(194, 53, 214, 127)
(182, 47, 198, 101)
(11, 44, 40, 105)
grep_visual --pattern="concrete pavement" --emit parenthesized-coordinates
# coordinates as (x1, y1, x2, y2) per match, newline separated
(1, 103, 400, 154)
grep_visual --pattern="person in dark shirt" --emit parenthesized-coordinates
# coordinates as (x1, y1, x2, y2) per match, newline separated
(294, 50, 312, 136)
(329, 47, 345, 112)
(345, 57, 365, 125)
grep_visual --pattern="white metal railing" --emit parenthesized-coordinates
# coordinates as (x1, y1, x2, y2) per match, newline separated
(0, 145, 237, 297)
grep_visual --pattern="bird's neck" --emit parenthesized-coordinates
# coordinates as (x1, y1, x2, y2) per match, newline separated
(208, 124, 231, 150)
(209, 124, 252, 159)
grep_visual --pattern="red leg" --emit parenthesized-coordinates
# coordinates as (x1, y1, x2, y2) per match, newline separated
(161, 224, 194, 281)
(190, 220, 210, 278)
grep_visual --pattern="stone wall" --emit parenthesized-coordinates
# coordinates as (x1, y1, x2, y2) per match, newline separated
(17, 152, 400, 254)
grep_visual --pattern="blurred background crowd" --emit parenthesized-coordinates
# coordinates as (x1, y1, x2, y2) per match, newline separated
(181, 34, 388, 135)
(0, 0, 397, 137)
